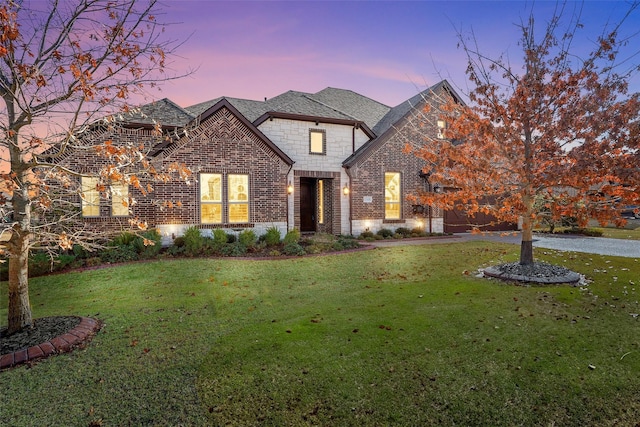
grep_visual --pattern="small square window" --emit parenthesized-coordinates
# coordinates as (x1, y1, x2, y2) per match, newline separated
(310, 129, 326, 155)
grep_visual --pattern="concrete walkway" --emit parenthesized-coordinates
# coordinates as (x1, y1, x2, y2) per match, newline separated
(370, 232, 640, 258)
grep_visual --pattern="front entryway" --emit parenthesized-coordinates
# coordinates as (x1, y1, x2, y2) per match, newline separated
(300, 178, 317, 232)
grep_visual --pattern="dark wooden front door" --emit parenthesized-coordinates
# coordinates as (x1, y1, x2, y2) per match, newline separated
(300, 179, 316, 232)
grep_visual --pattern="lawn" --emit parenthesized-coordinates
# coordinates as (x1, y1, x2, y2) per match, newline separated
(1, 241, 640, 426)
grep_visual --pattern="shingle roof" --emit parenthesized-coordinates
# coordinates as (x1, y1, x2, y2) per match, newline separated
(343, 80, 462, 168)
(184, 87, 391, 129)
(308, 88, 390, 130)
(128, 98, 195, 128)
(372, 81, 454, 135)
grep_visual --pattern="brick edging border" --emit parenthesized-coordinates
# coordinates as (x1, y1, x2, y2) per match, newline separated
(0, 317, 103, 371)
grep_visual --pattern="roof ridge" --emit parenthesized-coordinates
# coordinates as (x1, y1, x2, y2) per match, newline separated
(301, 93, 360, 121)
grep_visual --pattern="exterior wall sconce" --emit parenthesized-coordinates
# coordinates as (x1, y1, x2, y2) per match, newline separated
(343, 185, 350, 196)
(433, 184, 442, 193)
(287, 182, 294, 195)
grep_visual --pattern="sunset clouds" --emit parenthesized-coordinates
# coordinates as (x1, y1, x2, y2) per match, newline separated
(150, 1, 640, 108)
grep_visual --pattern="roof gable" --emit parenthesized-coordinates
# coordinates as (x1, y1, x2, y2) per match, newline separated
(127, 98, 195, 128)
(344, 80, 463, 168)
(309, 87, 390, 130)
(156, 98, 293, 165)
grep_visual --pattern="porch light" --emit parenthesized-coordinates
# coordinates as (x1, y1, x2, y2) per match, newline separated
(287, 182, 294, 194)
(343, 185, 350, 196)
(433, 184, 442, 193)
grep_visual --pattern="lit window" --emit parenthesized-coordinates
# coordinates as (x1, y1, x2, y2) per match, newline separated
(318, 179, 324, 224)
(385, 172, 401, 219)
(111, 183, 129, 216)
(437, 119, 447, 139)
(310, 129, 325, 154)
(201, 173, 222, 224)
(228, 174, 249, 223)
(81, 176, 100, 217)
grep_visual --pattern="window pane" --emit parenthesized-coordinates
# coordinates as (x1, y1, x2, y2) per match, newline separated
(81, 176, 100, 217)
(201, 173, 222, 224)
(229, 174, 249, 223)
(310, 130, 324, 154)
(201, 204, 222, 224)
(111, 183, 129, 216)
(201, 173, 222, 202)
(228, 175, 248, 201)
(385, 172, 401, 219)
(229, 204, 248, 223)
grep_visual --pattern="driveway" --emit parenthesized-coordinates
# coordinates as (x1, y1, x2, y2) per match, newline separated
(370, 232, 640, 258)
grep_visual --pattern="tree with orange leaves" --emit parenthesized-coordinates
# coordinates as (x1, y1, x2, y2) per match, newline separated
(407, 3, 640, 268)
(1, 1, 192, 334)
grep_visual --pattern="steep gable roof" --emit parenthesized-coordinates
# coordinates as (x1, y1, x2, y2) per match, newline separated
(155, 98, 293, 165)
(184, 87, 391, 131)
(127, 98, 195, 128)
(343, 80, 463, 168)
(308, 87, 390, 130)
(373, 80, 461, 136)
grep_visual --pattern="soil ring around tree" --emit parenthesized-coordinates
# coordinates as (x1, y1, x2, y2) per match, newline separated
(483, 261, 582, 285)
(0, 316, 102, 371)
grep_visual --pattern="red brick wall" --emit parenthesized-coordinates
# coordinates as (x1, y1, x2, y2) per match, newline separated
(349, 91, 449, 224)
(58, 106, 290, 234)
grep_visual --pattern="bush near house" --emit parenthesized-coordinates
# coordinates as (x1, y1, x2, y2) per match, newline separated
(0, 229, 365, 279)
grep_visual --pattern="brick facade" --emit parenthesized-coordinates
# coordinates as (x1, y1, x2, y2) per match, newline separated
(61, 82, 463, 240)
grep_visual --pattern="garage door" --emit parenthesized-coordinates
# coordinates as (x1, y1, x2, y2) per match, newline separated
(444, 208, 518, 233)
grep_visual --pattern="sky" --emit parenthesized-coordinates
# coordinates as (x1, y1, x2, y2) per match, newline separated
(148, 0, 640, 109)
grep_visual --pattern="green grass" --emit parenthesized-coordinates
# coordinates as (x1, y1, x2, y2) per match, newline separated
(2, 242, 640, 426)
(589, 218, 640, 240)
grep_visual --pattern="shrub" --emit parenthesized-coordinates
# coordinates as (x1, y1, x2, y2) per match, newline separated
(111, 231, 137, 247)
(336, 236, 361, 250)
(133, 229, 162, 259)
(238, 229, 257, 248)
(212, 229, 228, 247)
(377, 228, 393, 239)
(56, 253, 78, 270)
(283, 242, 306, 256)
(172, 236, 185, 248)
(359, 231, 375, 239)
(183, 226, 204, 256)
(29, 252, 53, 277)
(411, 227, 427, 237)
(283, 229, 301, 245)
(263, 226, 281, 246)
(395, 227, 412, 238)
(226, 233, 236, 244)
(72, 244, 91, 260)
(100, 245, 138, 263)
(221, 242, 248, 257)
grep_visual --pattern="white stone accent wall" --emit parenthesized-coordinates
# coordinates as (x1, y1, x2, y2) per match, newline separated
(259, 118, 369, 172)
(158, 222, 288, 246)
(350, 218, 444, 237)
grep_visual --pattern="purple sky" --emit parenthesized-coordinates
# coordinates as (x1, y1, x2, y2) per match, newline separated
(150, 1, 640, 108)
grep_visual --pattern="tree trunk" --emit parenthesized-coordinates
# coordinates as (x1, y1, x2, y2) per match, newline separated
(6, 231, 32, 334)
(520, 208, 534, 265)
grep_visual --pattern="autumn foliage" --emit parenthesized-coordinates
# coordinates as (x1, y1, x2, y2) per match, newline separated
(1, 1, 191, 333)
(407, 6, 640, 265)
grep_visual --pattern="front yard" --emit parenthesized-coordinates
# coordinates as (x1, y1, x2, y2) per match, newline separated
(1, 241, 639, 426)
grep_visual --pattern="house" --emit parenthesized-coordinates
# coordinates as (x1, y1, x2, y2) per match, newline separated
(58, 79, 510, 243)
